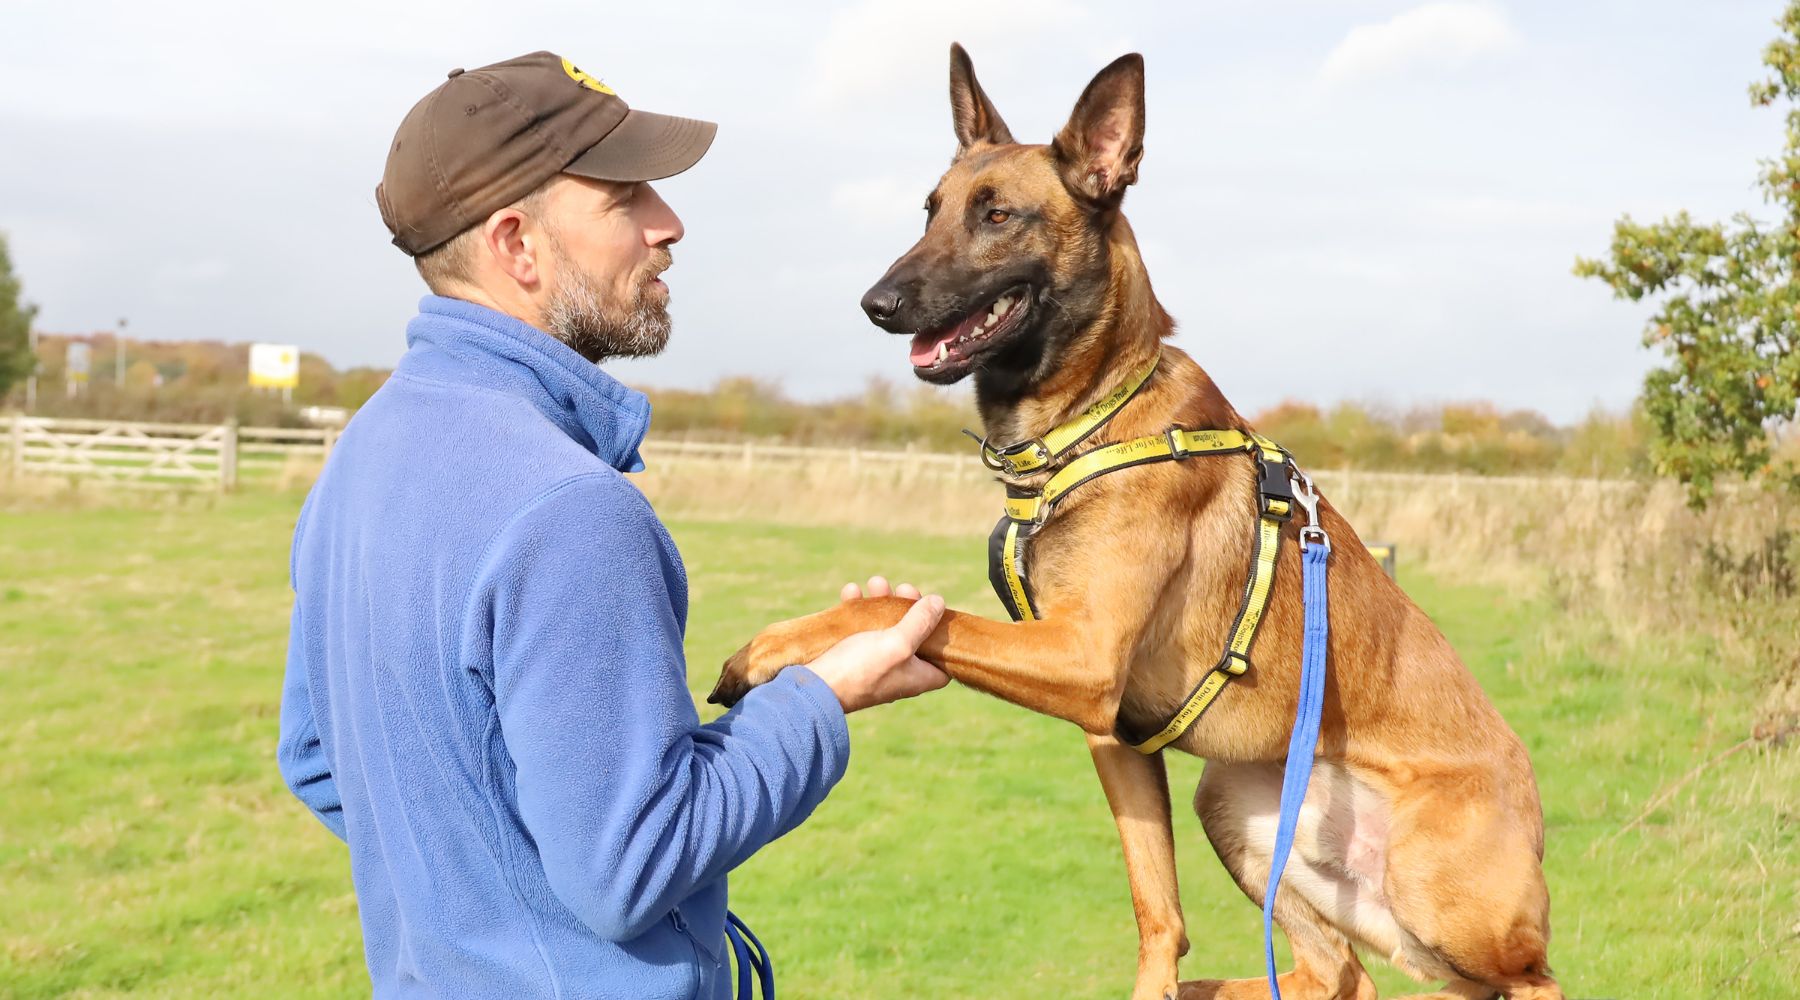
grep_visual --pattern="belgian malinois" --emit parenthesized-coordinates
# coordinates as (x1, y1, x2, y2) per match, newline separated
(711, 45, 1560, 1000)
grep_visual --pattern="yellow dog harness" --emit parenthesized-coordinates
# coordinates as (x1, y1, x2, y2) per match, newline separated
(978, 354, 1300, 755)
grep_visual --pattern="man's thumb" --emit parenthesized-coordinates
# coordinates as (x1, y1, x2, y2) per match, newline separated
(890, 594, 945, 650)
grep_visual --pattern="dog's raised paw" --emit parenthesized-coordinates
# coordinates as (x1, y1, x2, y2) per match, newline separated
(708, 645, 755, 706)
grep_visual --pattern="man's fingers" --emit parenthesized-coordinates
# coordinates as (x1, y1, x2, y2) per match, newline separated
(884, 656, 950, 701)
(841, 578, 920, 604)
(887, 594, 945, 651)
(907, 656, 951, 688)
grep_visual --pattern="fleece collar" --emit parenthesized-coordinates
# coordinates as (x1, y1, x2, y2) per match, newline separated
(402, 295, 652, 472)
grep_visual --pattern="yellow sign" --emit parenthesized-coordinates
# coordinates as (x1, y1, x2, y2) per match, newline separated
(67, 342, 91, 383)
(249, 343, 300, 389)
(560, 58, 616, 95)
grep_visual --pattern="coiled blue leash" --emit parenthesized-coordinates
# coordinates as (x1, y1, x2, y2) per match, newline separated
(725, 910, 774, 999)
(1262, 471, 1331, 1000)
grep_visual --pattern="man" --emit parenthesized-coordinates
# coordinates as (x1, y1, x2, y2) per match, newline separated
(277, 51, 948, 1000)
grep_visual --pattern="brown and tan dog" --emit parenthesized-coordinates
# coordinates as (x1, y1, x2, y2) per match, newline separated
(710, 45, 1560, 1000)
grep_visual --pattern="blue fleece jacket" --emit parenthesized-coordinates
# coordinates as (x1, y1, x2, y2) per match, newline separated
(277, 295, 850, 999)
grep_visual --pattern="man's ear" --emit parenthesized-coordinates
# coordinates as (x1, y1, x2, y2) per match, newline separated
(482, 208, 539, 288)
(948, 42, 1014, 154)
(1052, 53, 1146, 208)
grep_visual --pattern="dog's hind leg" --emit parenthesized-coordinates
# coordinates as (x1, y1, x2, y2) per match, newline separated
(1088, 733, 1188, 1000)
(1179, 762, 1379, 1000)
(1380, 774, 1562, 1000)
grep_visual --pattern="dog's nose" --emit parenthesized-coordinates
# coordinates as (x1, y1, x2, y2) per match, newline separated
(861, 285, 903, 325)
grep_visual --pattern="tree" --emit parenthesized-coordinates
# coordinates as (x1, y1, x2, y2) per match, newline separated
(0, 232, 38, 402)
(1575, 2, 1800, 505)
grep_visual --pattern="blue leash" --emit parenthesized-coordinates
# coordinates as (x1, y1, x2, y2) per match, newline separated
(1262, 474, 1331, 1000)
(725, 910, 774, 999)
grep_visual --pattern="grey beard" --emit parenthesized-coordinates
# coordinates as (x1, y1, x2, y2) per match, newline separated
(540, 233, 672, 364)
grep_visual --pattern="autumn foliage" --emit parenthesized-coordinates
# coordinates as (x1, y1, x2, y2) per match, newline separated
(12, 333, 389, 426)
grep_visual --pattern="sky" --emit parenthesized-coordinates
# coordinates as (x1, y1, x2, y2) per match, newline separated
(0, 0, 1790, 423)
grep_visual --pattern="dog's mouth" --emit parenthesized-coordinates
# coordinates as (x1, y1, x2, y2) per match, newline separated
(906, 284, 1032, 380)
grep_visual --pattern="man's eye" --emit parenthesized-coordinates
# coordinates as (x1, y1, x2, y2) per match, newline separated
(986, 209, 1011, 224)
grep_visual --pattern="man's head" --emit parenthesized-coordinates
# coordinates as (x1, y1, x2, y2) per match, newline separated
(413, 175, 683, 362)
(378, 52, 714, 363)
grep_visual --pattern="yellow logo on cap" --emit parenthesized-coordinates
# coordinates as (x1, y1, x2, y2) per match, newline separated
(561, 58, 616, 95)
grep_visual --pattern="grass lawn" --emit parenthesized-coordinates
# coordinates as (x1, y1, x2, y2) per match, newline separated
(0, 491, 1793, 998)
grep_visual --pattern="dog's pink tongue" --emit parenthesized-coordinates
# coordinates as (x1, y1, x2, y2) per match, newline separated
(909, 328, 955, 366)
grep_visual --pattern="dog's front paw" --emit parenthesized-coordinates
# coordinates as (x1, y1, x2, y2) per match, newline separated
(708, 628, 800, 707)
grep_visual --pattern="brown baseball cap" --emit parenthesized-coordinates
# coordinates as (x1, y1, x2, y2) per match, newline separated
(377, 51, 717, 256)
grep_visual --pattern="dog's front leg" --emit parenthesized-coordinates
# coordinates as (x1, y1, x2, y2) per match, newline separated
(1089, 732, 1187, 1000)
(712, 597, 1124, 732)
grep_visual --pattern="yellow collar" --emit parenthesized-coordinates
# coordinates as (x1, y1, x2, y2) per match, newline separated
(976, 354, 1161, 477)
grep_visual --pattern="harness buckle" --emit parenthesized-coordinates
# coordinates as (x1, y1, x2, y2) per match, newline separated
(1258, 456, 1295, 520)
(1166, 427, 1190, 459)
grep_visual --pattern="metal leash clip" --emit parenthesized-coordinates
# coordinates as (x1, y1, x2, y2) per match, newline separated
(1290, 466, 1331, 554)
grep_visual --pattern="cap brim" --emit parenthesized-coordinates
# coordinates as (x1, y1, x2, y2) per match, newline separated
(565, 109, 717, 183)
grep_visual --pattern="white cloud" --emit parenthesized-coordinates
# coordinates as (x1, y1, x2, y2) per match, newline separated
(1319, 2, 1520, 87)
(809, 0, 1089, 110)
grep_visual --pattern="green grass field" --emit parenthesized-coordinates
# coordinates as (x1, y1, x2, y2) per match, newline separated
(1, 492, 1794, 998)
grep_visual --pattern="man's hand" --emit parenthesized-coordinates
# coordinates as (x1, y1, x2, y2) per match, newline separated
(803, 576, 949, 713)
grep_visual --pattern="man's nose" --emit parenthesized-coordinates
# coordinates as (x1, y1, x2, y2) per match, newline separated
(640, 183, 683, 246)
(861, 284, 903, 325)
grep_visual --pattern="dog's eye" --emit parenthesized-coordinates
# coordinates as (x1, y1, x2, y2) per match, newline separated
(986, 209, 1011, 225)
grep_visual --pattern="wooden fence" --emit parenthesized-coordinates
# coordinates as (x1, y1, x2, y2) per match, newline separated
(1, 415, 335, 492)
(0, 412, 1638, 509)
(637, 436, 1637, 497)
(639, 438, 985, 482)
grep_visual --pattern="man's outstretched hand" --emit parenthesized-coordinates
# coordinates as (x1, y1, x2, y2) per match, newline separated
(804, 576, 949, 713)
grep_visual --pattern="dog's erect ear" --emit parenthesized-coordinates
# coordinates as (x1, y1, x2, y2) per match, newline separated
(1053, 53, 1146, 207)
(948, 43, 1014, 152)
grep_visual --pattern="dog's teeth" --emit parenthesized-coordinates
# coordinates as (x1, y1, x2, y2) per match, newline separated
(996, 295, 1014, 314)
(937, 341, 949, 363)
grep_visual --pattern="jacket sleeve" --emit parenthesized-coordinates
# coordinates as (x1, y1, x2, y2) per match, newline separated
(479, 474, 851, 942)
(277, 599, 347, 841)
